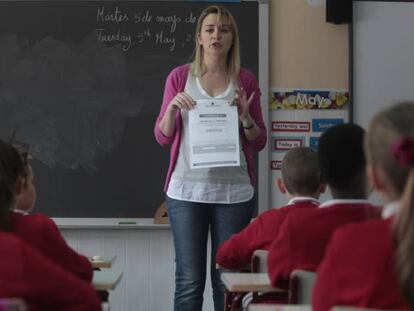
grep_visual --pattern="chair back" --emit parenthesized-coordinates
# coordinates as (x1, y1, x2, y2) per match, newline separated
(289, 270, 316, 304)
(251, 250, 269, 273)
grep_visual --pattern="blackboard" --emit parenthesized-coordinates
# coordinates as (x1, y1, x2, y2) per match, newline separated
(0, 1, 264, 218)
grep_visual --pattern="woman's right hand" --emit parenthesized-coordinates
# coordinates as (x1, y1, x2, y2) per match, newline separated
(167, 92, 196, 113)
(159, 92, 195, 137)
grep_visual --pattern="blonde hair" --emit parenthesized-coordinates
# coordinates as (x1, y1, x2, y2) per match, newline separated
(365, 102, 414, 307)
(190, 5, 240, 79)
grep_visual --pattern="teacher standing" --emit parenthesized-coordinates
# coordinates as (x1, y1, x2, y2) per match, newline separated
(154, 5, 267, 311)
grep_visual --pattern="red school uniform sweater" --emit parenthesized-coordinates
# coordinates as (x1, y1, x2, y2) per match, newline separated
(312, 217, 408, 311)
(267, 201, 381, 288)
(216, 198, 319, 269)
(10, 211, 93, 282)
(0, 233, 101, 311)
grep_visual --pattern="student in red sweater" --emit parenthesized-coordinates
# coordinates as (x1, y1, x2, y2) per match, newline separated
(312, 102, 414, 310)
(267, 123, 381, 288)
(216, 147, 324, 269)
(7, 145, 93, 282)
(0, 139, 101, 311)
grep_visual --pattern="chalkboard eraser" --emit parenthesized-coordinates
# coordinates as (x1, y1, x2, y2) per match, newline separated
(118, 221, 137, 225)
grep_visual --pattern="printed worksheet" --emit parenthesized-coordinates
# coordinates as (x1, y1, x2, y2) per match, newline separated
(188, 99, 240, 169)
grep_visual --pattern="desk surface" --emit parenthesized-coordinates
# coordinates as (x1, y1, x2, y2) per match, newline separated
(221, 273, 286, 293)
(90, 255, 116, 269)
(92, 269, 123, 291)
(248, 304, 311, 311)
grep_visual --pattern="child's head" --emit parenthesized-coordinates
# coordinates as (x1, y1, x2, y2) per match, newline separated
(365, 102, 414, 202)
(365, 102, 414, 306)
(318, 123, 366, 199)
(0, 139, 27, 231)
(277, 147, 324, 199)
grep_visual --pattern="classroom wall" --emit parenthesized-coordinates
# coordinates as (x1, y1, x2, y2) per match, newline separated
(270, 0, 348, 89)
(61, 1, 350, 310)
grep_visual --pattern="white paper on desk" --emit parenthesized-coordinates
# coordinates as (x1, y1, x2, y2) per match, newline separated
(188, 99, 240, 169)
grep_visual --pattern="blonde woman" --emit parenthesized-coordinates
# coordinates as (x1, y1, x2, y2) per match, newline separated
(154, 5, 266, 311)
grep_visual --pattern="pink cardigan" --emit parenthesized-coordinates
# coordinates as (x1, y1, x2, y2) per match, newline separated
(154, 64, 267, 192)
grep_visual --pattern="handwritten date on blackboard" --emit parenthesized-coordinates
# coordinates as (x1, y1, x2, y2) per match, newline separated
(96, 6, 197, 52)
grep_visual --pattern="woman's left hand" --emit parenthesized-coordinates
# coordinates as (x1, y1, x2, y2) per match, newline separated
(232, 87, 255, 123)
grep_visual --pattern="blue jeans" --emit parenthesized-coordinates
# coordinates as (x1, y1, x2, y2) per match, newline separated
(165, 195, 254, 311)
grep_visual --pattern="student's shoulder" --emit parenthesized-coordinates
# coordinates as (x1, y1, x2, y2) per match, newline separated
(275, 207, 321, 233)
(11, 212, 56, 229)
(339, 217, 390, 234)
(11, 211, 49, 221)
(328, 202, 382, 219)
(285, 205, 321, 218)
(333, 218, 391, 245)
(253, 207, 284, 224)
(259, 203, 299, 218)
(273, 201, 317, 214)
(30, 213, 58, 228)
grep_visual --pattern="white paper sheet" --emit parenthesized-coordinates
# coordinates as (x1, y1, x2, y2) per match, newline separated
(188, 99, 240, 169)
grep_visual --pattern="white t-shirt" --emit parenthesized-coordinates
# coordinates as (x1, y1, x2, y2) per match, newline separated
(167, 73, 254, 204)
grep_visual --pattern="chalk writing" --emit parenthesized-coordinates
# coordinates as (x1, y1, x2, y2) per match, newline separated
(95, 7, 197, 52)
(155, 30, 175, 51)
(185, 12, 197, 23)
(96, 28, 132, 51)
(155, 14, 181, 32)
(97, 6, 129, 23)
(136, 29, 151, 43)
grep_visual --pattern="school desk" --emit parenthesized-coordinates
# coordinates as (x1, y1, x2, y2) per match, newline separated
(248, 304, 311, 311)
(90, 255, 116, 269)
(221, 272, 286, 293)
(221, 272, 287, 311)
(92, 269, 123, 291)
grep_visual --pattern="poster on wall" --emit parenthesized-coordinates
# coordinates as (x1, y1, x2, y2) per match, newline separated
(269, 88, 350, 208)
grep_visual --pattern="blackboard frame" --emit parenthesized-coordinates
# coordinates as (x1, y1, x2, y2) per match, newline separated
(0, 0, 269, 226)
